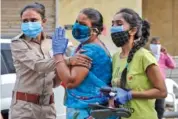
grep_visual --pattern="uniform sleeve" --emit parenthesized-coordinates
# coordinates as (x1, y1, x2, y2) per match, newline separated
(53, 71, 62, 88)
(11, 40, 55, 73)
(142, 51, 158, 71)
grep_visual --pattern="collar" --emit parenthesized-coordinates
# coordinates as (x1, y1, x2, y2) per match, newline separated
(20, 32, 46, 44)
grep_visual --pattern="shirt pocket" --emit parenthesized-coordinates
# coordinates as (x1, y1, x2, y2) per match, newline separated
(10, 100, 33, 118)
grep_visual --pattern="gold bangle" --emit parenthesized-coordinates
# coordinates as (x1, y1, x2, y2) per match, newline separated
(66, 57, 71, 66)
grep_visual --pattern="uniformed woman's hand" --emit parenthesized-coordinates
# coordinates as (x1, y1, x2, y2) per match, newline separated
(52, 27, 68, 55)
(69, 54, 92, 69)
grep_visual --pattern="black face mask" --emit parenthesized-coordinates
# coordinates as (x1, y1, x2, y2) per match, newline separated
(111, 31, 130, 47)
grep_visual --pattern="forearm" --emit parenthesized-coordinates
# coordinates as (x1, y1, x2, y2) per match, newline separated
(165, 54, 176, 68)
(32, 58, 56, 73)
(133, 64, 168, 99)
(131, 88, 167, 99)
(54, 55, 76, 84)
(33, 57, 70, 73)
(53, 71, 62, 88)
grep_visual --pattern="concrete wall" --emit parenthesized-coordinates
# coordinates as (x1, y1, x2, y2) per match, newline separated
(1, 0, 55, 38)
(143, 0, 178, 96)
(57, 0, 142, 55)
(143, 0, 178, 56)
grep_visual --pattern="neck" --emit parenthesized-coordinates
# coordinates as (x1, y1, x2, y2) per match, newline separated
(35, 33, 42, 43)
(121, 38, 134, 56)
(85, 36, 99, 44)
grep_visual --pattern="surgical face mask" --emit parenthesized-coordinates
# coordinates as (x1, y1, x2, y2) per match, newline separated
(21, 21, 43, 39)
(150, 44, 161, 61)
(72, 23, 91, 43)
(110, 26, 129, 47)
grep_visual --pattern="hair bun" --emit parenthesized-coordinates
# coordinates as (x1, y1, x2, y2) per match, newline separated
(34, 2, 45, 10)
(142, 20, 150, 29)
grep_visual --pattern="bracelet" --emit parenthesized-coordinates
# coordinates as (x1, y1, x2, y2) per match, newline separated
(55, 60, 65, 65)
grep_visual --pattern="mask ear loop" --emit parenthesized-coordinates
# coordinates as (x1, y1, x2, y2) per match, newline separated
(128, 27, 140, 44)
(91, 28, 100, 35)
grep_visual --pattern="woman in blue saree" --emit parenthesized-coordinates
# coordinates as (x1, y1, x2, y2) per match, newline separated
(52, 8, 116, 119)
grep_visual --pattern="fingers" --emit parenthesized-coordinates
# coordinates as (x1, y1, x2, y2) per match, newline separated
(57, 27, 65, 38)
(54, 28, 58, 40)
(76, 54, 92, 61)
(64, 38, 69, 46)
(75, 62, 91, 69)
(69, 55, 92, 69)
(79, 49, 87, 53)
(77, 57, 92, 65)
(76, 58, 91, 66)
(53, 27, 66, 39)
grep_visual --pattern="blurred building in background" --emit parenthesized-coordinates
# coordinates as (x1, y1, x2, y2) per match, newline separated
(1, 0, 178, 85)
(1, 0, 178, 55)
(1, 0, 56, 38)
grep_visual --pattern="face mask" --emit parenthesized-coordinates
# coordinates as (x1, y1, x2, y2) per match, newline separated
(21, 21, 43, 39)
(72, 23, 91, 43)
(110, 26, 129, 47)
(150, 44, 161, 61)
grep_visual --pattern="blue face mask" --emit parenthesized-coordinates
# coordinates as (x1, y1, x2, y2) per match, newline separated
(21, 21, 43, 39)
(110, 25, 124, 33)
(72, 23, 91, 43)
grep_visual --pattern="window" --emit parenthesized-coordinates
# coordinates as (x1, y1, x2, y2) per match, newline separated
(1, 43, 15, 75)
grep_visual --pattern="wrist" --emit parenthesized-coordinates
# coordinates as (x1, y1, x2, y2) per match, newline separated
(53, 52, 64, 56)
(65, 57, 71, 66)
(54, 54, 64, 61)
(128, 91, 133, 100)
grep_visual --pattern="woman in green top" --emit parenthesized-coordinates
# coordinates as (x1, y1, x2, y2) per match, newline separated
(110, 8, 167, 119)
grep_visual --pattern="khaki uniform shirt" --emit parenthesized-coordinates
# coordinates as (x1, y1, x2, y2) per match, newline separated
(11, 33, 56, 97)
(9, 33, 74, 119)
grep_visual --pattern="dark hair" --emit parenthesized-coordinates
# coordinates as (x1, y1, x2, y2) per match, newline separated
(80, 8, 104, 35)
(151, 36, 160, 43)
(117, 8, 151, 89)
(20, 2, 46, 19)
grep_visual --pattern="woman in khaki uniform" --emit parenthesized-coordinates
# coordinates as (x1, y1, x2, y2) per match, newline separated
(9, 3, 91, 119)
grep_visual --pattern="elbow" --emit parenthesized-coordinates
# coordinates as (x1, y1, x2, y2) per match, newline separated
(65, 77, 77, 89)
(66, 83, 77, 89)
(67, 76, 75, 84)
(59, 75, 75, 85)
(67, 85, 75, 89)
(160, 90, 167, 98)
(66, 78, 80, 89)
(169, 65, 176, 69)
(167, 62, 176, 69)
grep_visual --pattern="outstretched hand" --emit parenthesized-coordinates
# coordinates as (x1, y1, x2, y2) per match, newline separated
(52, 27, 68, 55)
